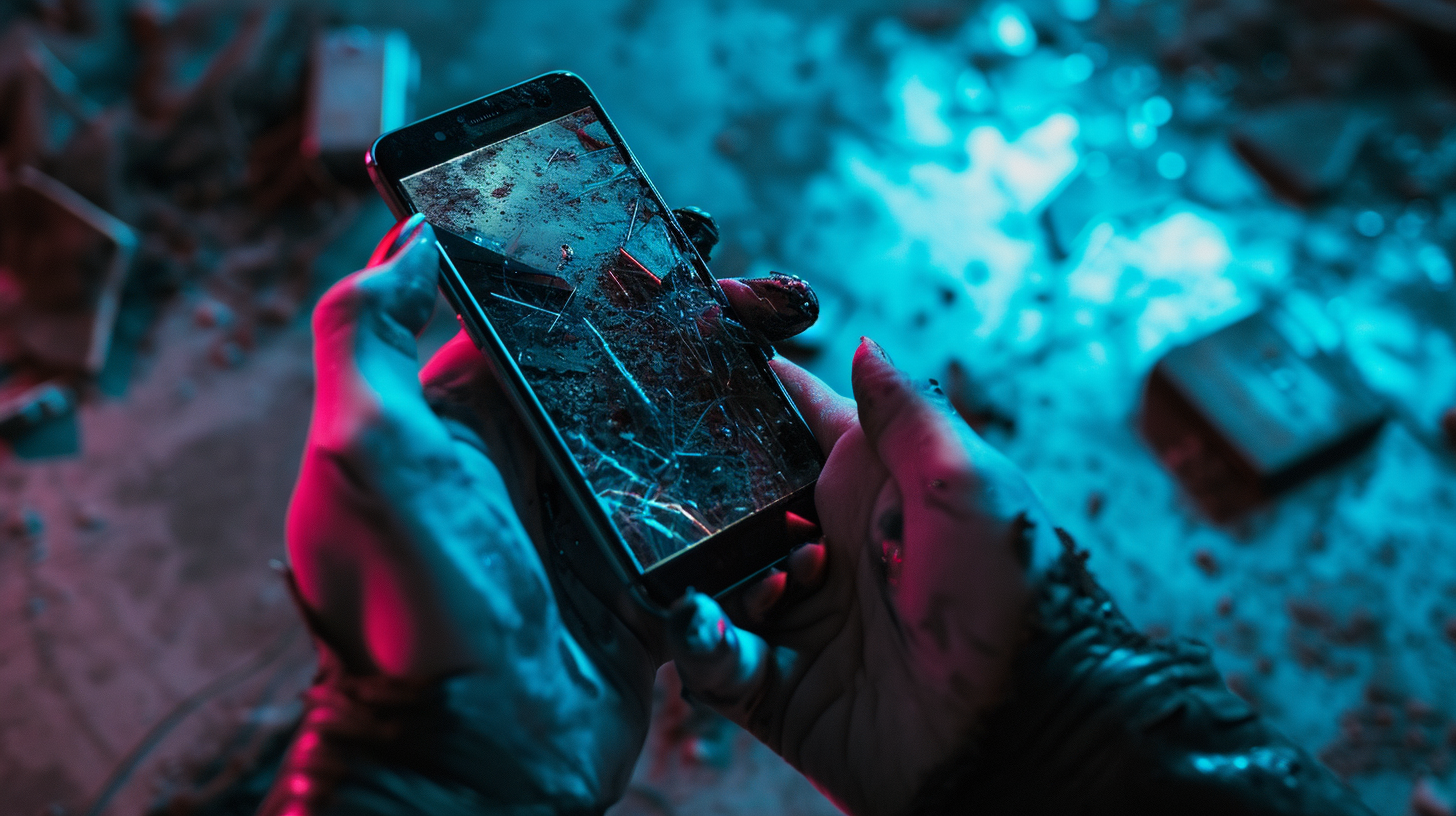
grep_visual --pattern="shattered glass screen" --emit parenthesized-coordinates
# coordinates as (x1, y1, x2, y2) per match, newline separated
(400, 107, 822, 570)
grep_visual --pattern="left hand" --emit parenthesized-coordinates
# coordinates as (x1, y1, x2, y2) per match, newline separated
(664, 342, 1060, 816)
(271, 212, 821, 813)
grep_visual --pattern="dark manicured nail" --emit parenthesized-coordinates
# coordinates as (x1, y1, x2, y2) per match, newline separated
(740, 272, 819, 341)
(785, 510, 819, 540)
(684, 598, 725, 655)
(744, 568, 787, 621)
(674, 206, 720, 262)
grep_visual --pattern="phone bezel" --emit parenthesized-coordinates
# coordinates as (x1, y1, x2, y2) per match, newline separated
(367, 71, 821, 608)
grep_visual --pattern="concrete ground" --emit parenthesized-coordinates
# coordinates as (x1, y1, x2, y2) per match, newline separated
(3, 1, 1456, 814)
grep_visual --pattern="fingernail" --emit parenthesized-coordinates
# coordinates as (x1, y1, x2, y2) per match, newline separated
(740, 273, 819, 341)
(785, 510, 819, 540)
(860, 336, 892, 364)
(787, 541, 827, 587)
(674, 206, 720, 261)
(681, 591, 726, 656)
(385, 214, 428, 261)
(744, 568, 787, 621)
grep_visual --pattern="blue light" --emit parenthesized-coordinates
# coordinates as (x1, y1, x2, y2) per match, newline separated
(989, 4, 1037, 58)
(898, 74, 954, 146)
(1063, 53, 1094, 84)
(1156, 151, 1187, 180)
(1419, 244, 1453, 289)
(1128, 119, 1156, 150)
(956, 69, 995, 113)
(1056, 0, 1099, 22)
(1355, 210, 1385, 237)
(1142, 95, 1173, 126)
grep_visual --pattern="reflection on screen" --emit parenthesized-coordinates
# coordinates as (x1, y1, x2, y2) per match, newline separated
(400, 107, 821, 569)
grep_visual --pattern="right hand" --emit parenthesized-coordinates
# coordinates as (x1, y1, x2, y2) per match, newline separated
(665, 338, 1062, 816)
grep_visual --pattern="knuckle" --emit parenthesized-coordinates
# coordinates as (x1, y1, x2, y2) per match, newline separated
(919, 459, 981, 501)
(312, 276, 367, 336)
(311, 402, 408, 472)
(863, 379, 916, 436)
(310, 418, 372, 471)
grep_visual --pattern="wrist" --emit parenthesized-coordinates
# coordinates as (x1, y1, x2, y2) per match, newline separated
(257, 571, 608, 816)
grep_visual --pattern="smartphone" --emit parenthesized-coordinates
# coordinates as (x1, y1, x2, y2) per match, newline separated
(367, 72, 823, 607)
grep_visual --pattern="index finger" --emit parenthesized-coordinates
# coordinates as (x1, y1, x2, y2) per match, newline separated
(769, 356, 858, 455)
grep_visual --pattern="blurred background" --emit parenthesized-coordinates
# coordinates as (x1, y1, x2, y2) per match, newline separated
(3, 0, 1456, 813)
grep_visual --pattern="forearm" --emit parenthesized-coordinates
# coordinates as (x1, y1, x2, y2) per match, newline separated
(909, 531, 1375, 816)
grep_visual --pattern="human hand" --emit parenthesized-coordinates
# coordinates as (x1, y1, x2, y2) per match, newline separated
(664, 339, 1062, 816)
(273, 212, 822, 813)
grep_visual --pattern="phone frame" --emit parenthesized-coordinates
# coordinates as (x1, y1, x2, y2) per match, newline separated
(367, 71, 821, 608)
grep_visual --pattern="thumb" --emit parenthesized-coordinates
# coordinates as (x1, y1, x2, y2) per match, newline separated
(324, 212, 439, 342)
(666, 589, 775, 714)
(769, 357, 858, 456)
(309, 215, 441, 454)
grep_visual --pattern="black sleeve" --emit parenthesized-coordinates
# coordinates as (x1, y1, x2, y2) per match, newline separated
(908, 530, 1376, 816)
(254, 573, 602, 816)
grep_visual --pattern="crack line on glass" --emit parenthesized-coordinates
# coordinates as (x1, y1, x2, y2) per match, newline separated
(546, 286, 577, 334)
(583, 317, 655, 413)
(490, 291, 559, 316)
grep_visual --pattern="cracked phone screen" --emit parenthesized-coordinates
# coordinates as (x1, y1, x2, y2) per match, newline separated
(400, 107, 822, 571)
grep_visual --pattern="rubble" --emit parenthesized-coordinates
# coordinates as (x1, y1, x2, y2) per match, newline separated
(0, 4, 408, 463)
(0, 377, 73, 439)
(303, 27, 417, 183)
(0, 165, 136, 374)
(1410, 777, 1454, 816)
(1322, 685, 1456, 781)
(1193, 547, 1219, 576)
(1140, 311, 1386, 518)
(1231, 102, 1380, 204)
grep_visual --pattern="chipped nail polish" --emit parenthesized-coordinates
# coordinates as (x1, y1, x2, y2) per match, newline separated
(740, 272, 819, 341)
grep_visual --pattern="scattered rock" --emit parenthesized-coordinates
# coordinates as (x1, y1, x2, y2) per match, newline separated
(210, 339, 246, 369)
(1231, 101, 1379, 204)
(1225, 671, 1253, 704)
(193, 299, 234, 329)
(6, 507, 43, 539)
(0, 380, 75, 440)
(1322, 687, 1453, 780)
(1443, 616, 1456, 645)
(1194, 548, 1220, 577)
(1411, 776, 1454, 816)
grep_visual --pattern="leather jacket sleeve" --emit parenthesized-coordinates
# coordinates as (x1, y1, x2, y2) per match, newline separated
(907, 530, 1376, 816)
